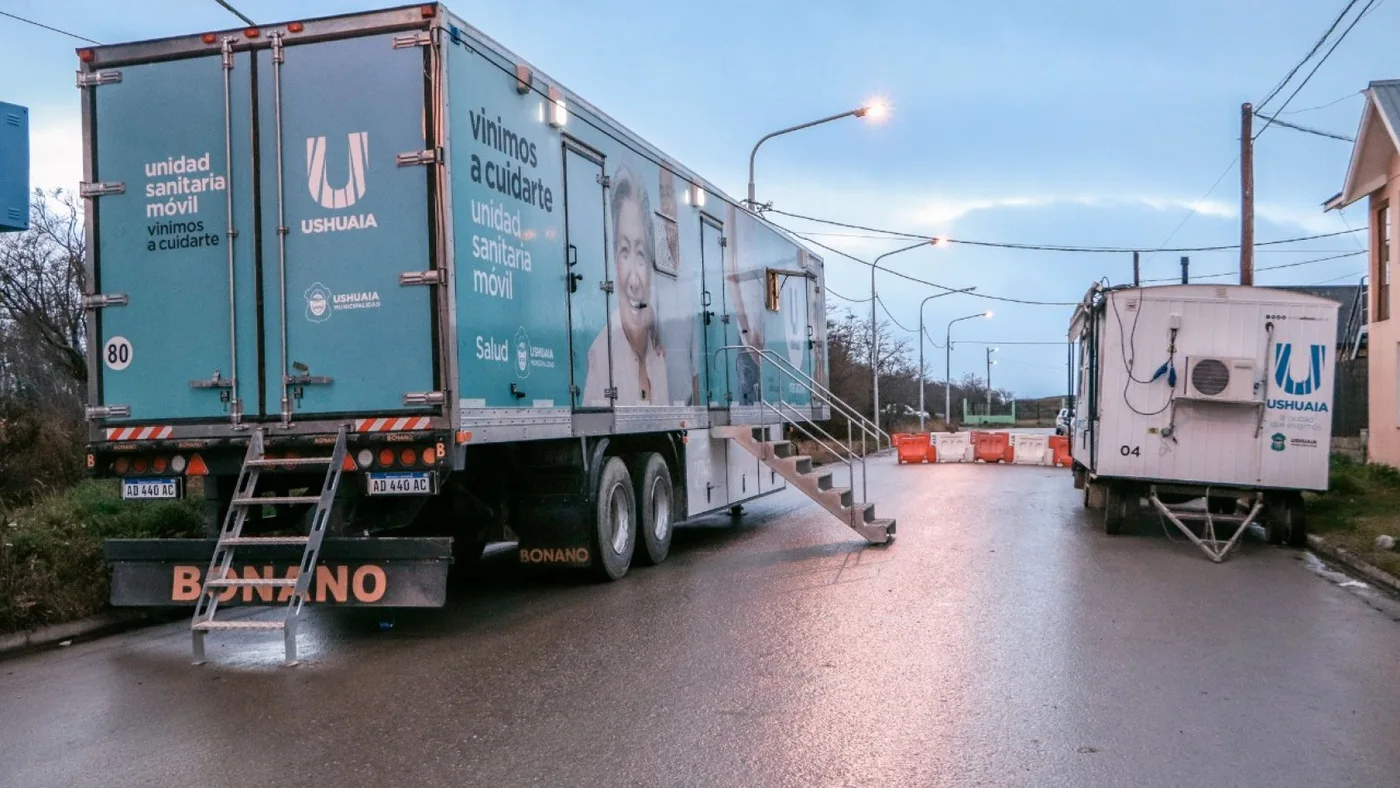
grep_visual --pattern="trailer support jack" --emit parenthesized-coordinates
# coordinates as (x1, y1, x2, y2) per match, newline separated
(1148, 487, 1264, 563)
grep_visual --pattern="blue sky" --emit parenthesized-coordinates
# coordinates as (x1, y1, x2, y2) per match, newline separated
(1, 0, 1390, 396)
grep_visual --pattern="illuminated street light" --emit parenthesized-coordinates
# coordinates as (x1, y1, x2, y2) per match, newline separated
(746, 102, 887, 208)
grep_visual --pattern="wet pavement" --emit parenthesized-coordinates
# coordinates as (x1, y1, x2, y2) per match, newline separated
(4, 460, 1400, 787)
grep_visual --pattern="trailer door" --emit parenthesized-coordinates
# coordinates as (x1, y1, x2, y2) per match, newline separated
(87, 50, 259, 424)
(562, 143, 613, 408)
(257, 32, 437, 420)
(699, 217, 730, 406)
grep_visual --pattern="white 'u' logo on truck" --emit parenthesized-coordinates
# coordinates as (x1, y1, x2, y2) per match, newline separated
(306, 132, 368, 209)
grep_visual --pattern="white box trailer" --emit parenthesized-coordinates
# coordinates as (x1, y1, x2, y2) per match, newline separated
(1069, 284, 1338, 561)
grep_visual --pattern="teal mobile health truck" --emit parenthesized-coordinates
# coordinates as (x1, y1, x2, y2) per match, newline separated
(81, 4, 893, 661)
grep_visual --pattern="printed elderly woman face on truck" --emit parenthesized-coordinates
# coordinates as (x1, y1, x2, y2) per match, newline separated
(581, 165, 669, 407)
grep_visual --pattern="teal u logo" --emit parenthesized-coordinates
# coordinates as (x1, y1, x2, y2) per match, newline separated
(1273, 343, 1325, 396)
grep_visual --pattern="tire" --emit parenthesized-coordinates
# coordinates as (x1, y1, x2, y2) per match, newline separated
(1268, 492, 1308, 548)
(1104, 484, 1137, 535)
(631, 452, 674, 566)
(590, 456, 636, 581)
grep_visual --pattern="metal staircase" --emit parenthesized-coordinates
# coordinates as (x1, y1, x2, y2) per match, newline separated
(191, 426, 347, 666)
(1344, 274, 1369, 361)
(714, 347, 895, 545)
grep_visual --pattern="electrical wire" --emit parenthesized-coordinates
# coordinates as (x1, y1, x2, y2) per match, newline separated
(1256, 0, 1381, 140)
(785, 229, 1079, 306)
(826, 286, 872, 304)
(766, 207, 1363, 254)
(1142, 157, 1239, 265)
(0, 10, 100, 44)
(1281, 90, 1363, 115)
(1252, 111, 1354, 142)
(877, 296, 916, 332)
(213, 0, 257, 26)
(1255, 0, 1363, 113)
(1308, 270, 1366, 285)
(1139, 250, 1364, 284)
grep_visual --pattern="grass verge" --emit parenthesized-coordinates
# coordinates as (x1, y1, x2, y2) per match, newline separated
(0, 480, 203, 635)
(1306, 456, 1400, 578)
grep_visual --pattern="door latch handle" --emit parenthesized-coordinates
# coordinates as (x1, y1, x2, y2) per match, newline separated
(704, 310, 715, 326)
(569, 272, 583, 293)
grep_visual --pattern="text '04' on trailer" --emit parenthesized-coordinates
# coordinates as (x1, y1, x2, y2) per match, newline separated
(1068, 283, 1338, 563)
(79, 4, 895, 664)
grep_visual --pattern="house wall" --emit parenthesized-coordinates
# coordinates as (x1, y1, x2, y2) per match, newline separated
(1367, 154, 1400, 465)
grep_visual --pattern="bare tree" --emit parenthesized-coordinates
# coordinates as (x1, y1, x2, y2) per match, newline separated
(0, 189, 87, 396)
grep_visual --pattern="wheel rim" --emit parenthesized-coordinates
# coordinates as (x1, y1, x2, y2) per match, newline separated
(607, 482, 630, 555)
(650, 476, 671, 542)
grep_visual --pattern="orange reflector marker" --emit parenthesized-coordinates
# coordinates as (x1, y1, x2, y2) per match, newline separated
(186, 455, 209, 477)
(420, 4, 437, 17)
(244, 27, 260, 39)
(201, 32, 218, 44)
(78, 49, 95, 62)
(113, 457, 129, 474)
(133, 458, 148, 474)
(400, 448, 417, 466)
(287, 21, 305, 33)
(152, 456, 168, 473)
(456, 430, 472, 444)
(378, 448, 395, 467)
(342, 454, 357, 472)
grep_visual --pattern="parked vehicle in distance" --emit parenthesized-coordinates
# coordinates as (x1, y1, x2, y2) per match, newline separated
(1055, 408, 1071, 435)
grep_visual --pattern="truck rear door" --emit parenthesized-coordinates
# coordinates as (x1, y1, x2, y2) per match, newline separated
(87, 47, 259, 424)
(257, 31, 439, 420)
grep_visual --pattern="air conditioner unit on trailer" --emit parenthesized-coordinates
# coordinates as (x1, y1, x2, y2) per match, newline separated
(1184, 355, 1257, 402)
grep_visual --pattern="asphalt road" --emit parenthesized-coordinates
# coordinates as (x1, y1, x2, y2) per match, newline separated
(4, 460, 1400, 787)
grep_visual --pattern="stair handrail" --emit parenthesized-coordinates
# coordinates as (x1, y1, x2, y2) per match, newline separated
(1344, 275, 1368, 361)
(713, 344, 890, 453)
(773, 399, 869, 515)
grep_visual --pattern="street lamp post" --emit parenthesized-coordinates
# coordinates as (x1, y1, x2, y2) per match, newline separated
(746, 102, 886, 208)
(986, 347, 998, 413)
(871, 240, 938, 433)
(917, 287, 976, 430)
(946, 312, 992, 429)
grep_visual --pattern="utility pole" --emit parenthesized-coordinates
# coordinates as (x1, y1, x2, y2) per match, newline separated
(985, 347, 995, 412)
(1132, 250, 1140, 287)
(1180, 255, 1190, 284)
(1240, 102, 1255, 286)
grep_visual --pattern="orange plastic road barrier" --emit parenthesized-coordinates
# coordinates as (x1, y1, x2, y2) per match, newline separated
(971, 431, 1012, 463)
(1049, 435, 1072, 467)
(895, 433, 934, 464)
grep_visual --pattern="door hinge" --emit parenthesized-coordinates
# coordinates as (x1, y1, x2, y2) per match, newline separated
(79, 181, 125, 198)
(404, 391, 447, 406)
(399, 269, 446, 286)
(220, 38, 235, 69)
(719, 236, 728, 248)
(597, 174, 611, 188)
(396, 147, 442, 167)
(570, 384, 581, 396)
(86, 404, 131, 421)
(721, 314, 731, 324)
(392, 31, 432, 48)
(82, 292, 128, 309)
(600, 280, 615, 293)
(76, 70, 122, 88)
(604, 387, 618, 400)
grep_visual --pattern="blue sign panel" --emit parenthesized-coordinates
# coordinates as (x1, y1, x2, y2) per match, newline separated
(0, 101, 27, 232)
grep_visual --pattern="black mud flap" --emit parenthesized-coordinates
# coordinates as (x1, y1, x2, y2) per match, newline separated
(105, 538, 453, 607)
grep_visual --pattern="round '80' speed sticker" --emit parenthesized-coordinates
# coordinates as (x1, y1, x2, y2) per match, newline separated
(104, 336, 133, 371)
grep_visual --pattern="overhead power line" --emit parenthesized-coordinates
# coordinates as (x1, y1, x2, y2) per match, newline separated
(1282, 90, 1363, 115)
(1252, 112, 1354, 142)
(1142, 251, 1360, 285)
(877, 297, 917, 332)
(826, 286, 871, 304)
(1256, 0, 1381, 140)
(766, 207, 1364, 254)
(0, 10, 100, 44)
(1255, 0, 1363, 113)
(213, 0, 257, 27)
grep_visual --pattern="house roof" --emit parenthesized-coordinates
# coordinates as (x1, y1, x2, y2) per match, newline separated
(1327, 80, 1400, 211)
(1268, 284, 1362, 345)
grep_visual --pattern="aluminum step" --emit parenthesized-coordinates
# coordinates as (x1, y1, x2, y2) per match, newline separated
(192, 620, 285, 631)
(217, 536, 311, 546)
(231, 495, 321, 506)
(246, 457, 333, 468)
(204, 577, 298, 589)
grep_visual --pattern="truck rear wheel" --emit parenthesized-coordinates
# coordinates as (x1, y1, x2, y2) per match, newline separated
(1267, 492, 1307, 547)
(631, 452, 674, 566)
(1104, 484, 1137, 535)
(591, 456, 636, 581)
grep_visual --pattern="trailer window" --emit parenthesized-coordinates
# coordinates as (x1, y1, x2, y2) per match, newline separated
(1377, 199, 1390, 322)
(765, 270, 781, 312)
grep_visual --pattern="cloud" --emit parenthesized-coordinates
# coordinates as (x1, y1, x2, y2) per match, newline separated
(28, 114, 83, 195)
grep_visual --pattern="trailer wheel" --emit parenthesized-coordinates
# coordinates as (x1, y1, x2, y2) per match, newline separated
(1104, 484, 1137, 535)
(1267, 492, 1308, 547)
(591, 456, 636, 581)
(631, 452, 674, 566)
